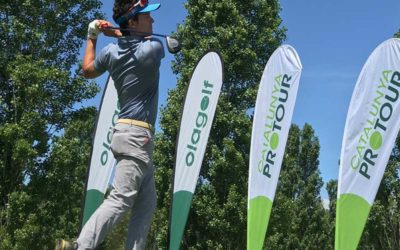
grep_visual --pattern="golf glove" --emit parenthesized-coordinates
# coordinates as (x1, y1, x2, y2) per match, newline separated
(87, 20, 101, 39)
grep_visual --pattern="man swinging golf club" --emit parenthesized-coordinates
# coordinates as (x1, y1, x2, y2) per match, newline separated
(56, 0, 165, 249)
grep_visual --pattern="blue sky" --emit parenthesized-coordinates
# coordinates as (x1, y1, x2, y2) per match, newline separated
(84, 0, 400, 197)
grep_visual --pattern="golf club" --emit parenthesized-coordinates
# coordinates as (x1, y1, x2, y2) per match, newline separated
(102, 26, 181, 54)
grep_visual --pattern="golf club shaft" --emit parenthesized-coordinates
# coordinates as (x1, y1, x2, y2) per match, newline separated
(103, 26, 167, 38)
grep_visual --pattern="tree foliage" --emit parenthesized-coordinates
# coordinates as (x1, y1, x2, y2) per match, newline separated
(0, 0, 102, 248)
(265, 124, 331, 249)
(0, 107, 98, 249)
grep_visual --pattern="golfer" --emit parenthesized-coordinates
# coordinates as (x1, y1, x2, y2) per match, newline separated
(56, 0, 164, 249)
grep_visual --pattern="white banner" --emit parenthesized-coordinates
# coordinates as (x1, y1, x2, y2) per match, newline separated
(336, 38, 400, 250)
(173, 51, 223, 194)
(249, 45, 302, 201)
(169, 51, 223, 250)
(82, 76, 118, 225)
(338, 38, 400, 201)
(247, 45, 302, 250)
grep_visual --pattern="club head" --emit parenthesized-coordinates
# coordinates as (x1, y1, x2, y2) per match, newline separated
(166, 36, 181, 54)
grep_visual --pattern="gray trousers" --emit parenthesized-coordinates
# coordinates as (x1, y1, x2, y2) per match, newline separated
(77, 124, 157, 250)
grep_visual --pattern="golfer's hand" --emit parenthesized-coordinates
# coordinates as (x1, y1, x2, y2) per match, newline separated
(87, 20, 102, 39)
(98, 21, 122, 38)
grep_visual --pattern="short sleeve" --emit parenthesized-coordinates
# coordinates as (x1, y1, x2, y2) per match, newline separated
(94, 46, 110, 74)
(150, 38, 165, 62)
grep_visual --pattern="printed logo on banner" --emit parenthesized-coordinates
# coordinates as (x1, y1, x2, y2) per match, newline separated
(185, 80, 214, 167)
(351, 70, 400, 179)
(100, 102, 120, 166)
(258, 74, 292, 178)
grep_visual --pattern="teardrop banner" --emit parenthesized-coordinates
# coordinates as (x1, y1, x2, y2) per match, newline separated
(336, 38, 400, 250)
(169, 51, 223, 250)
(81, 76, 119, 227)
(248, 45, 302, 250)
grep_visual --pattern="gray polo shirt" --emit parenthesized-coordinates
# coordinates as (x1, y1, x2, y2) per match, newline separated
(94, 36, 165, 126)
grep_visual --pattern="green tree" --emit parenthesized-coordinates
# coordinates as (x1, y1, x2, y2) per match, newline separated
(326, 179, 337, 247)
(294, 124, 331, 249)
(265, 124, 331, 249)
(147, 0, 285, 248)
(0, 107, 98, 249)
(0, 0, 102, 248)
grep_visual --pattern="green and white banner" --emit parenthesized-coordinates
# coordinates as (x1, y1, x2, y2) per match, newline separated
(248, 45, 302, 250)
(169, 51, 223, 250)
(336, 38, 400, 250)
(82, 76, 119, 226)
